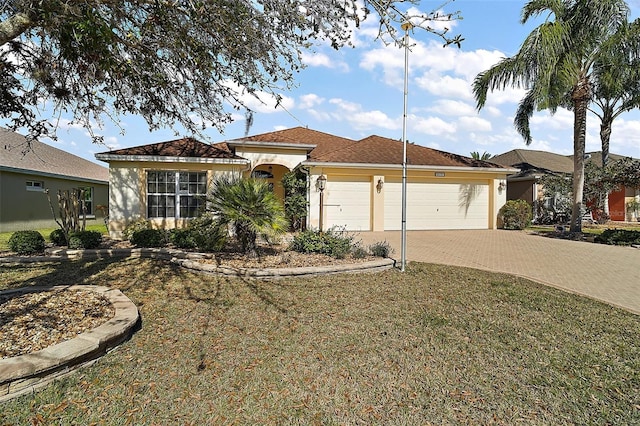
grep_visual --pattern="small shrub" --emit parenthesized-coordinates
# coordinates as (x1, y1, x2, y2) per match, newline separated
(130, 229, 167, 248)
(189, 213, 227, 252)
(351, 245, 369, 259)
(49, 228, 67, 246)
(170, 229, 197, 250)
(8, 230, 45, 255)
(290, 227, 354, 259)
(68, 230, 102, 249)
(369, 240, 394, 258)
(595, 229, 640, 246)
(123, 218, 151, 241)
(499, 200, 532, 230)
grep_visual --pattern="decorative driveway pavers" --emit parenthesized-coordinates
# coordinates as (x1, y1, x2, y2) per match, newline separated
(358, 230, 640, 315)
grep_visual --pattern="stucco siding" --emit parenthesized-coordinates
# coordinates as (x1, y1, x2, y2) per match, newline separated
(0, 170, 108, 233)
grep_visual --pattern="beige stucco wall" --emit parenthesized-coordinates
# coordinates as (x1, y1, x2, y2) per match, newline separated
(307, 166, 508, 231)
(234, 147, 308, 172)
(106, 160, 246, 238)
(0, 170, 108, 233)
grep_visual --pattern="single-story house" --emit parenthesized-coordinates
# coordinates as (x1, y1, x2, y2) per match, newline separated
(0, 128, 109, 233)
(491, 149, 639, 222)
(95, 127, 515, 238)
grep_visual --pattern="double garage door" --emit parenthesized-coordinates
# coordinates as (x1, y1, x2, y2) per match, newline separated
(323, 176, 489, 231)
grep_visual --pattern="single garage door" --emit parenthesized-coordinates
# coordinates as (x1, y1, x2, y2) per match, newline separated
(384, 180, 489, 230)
(324, 176, 371, 231)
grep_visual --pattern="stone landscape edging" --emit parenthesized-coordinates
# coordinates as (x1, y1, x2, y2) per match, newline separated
(0, 285, 139, 403)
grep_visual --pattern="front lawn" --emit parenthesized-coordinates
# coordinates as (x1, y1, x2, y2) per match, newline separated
(1, 259, 639, 424)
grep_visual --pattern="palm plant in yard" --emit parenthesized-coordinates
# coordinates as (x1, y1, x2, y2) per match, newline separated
(206, 175, 287, 255)
(473, 0, 630, 232)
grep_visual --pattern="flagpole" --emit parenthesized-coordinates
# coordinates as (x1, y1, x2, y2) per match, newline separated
(400, 21, 411, 272)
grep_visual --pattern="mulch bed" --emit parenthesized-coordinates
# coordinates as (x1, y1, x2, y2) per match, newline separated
(0, 289, 114, 359)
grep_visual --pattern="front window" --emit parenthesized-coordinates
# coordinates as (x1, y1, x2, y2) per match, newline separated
(147, 171, 206, 219)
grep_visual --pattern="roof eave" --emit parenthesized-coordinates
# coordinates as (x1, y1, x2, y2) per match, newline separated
(227, 141, 317, 151)
(0, 165, 108, 184)
(303, 161, 518, 174)
(94, 154, 249, 165)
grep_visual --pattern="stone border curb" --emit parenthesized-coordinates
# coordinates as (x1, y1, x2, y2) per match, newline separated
(0, 285, 139, 403)
(172, 257, 396, 279)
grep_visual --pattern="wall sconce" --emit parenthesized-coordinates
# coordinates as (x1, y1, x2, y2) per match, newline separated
(498, 180, 506, 192)
(376, 178, 384, 193)
(317, 174, 327, 192)
(317, 175, 327, 232)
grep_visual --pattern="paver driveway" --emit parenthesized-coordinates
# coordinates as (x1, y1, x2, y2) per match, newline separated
(358, 230, 640, 315)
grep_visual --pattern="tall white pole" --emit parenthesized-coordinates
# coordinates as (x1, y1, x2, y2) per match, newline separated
(400, 22, 411, 272)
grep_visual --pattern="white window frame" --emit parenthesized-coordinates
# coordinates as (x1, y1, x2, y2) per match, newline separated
(26, 180, 45, 192)
(147, 171, 206, 219)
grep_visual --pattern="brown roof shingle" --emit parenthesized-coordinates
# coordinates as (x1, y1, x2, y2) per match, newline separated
(491, 149, 574, 174)
(0, 128, 109, 182)
(98, 137, 243, 160)
(229, 127, 357, 158)
(313, 135, 505, 168)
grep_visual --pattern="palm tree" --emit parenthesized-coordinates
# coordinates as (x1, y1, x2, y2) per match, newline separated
(206, 175, 288, 256)
(470, 151, 492, 160)
(590, 18, 640, 215)
(473, 0, 629, 232)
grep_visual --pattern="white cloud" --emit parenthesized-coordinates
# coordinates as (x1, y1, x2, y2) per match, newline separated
(298, 93, 325, 109)
(411, 115, 456, 136)
(457, 116, 492, 132)
(415, 74, 471, 100)
(426, 99, 476, 116)
(327, 98, 399, 130)
(301, 51, 349, 72)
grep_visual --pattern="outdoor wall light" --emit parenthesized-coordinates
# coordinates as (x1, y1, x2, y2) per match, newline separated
(317, 174, 327, 192)
(498, 180, 506, 192)
(317, 175, 327, 232)
(376, 178, 384, 193)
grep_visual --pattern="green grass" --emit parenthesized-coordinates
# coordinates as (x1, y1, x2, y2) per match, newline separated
(1, 260, 639, 424)
(0, 224, 107, 251)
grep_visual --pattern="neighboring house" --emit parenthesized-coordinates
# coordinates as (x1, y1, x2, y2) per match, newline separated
(0, 128, 109, 233)
(96, 127, 515, 238)
(491, 149, 639, 222)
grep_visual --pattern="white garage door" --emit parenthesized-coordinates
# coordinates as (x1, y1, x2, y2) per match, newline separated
(384, 180, 489, 230)
(324, 176, 371, 231)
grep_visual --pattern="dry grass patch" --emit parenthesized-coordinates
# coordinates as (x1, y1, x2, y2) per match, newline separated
(1, 259, 638, 424)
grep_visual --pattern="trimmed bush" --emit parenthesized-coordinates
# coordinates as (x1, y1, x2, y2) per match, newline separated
(290, 227, 353, 259)
(8, 230, 45, 255)
(68, 230, 103, 249)
(189, 214, 227, 252)
(49, 228, 67, 246)
(369, 240, 394, 258)
(123, 218, 151, 241)
(595, 229, 640, 246)
(498, 200, 532, 230)
(130, 229, 167, 248)
(170, 228, 197, 250)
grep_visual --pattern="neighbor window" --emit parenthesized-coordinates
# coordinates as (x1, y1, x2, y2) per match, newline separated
(147, 171, 206, 218)
(26, 180, 44, 191)
(79, 187, 94, 215)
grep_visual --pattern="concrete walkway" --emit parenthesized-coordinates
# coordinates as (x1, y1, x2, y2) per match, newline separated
(358, 230, 640, 315)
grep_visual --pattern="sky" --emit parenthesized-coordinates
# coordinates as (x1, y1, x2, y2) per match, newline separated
(8, 0, 640, 165)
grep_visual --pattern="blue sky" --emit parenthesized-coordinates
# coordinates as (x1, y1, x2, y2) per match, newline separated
(11, 0, 640, 164)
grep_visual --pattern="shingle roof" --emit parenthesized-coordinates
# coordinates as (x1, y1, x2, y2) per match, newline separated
(97, 137, 243, 160)
(491, 149, 574, 174)
(313, 135, 506, 168)
(0, 128, 109, 182)
(228, 126, 357, 158)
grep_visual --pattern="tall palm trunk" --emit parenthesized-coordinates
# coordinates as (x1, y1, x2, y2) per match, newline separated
(599, 111, 613, 216)
(570, 78, 591, 232)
